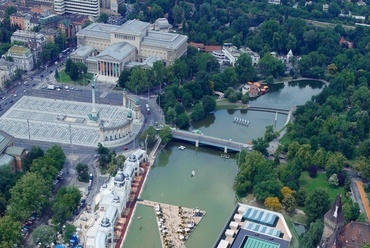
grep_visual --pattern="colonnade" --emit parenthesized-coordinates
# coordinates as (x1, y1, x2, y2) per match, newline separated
(100, 120, 133, 143)
(98, 61, 121, 77)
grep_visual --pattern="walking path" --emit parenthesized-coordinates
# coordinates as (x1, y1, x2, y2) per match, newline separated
(137, 200, 206, 248)
(355, 181, 370, 221)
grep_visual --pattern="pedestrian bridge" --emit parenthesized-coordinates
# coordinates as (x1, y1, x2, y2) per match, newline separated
(171, 129, 252, 153)
(247, 107, 290, 115)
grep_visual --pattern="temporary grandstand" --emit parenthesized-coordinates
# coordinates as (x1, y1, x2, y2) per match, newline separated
(213, 203, 292, 248)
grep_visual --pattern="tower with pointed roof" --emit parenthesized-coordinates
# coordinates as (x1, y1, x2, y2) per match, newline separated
(322, 195, 346, 242)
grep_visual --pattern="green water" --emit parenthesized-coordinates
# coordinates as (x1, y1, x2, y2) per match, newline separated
(123, 81, 325, 248)
(123, 144, 238, 248)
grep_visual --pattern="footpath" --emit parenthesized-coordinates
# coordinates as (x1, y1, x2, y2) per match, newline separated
(355, 181, 370, 221)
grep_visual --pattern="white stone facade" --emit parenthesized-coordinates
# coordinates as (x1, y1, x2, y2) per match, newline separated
(6, 46, 34, 72)
(74, 19, 188, 83)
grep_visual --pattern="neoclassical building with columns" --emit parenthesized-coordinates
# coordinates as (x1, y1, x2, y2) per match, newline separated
(72, 19, 188, 83)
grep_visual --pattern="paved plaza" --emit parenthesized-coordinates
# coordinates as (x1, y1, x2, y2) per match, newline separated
(0, 96, 139, 147)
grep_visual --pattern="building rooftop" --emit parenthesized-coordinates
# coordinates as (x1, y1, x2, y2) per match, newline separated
(77, 22, 116, 40)
(114, 19, 150, 36)
(141, 31, 187, 49)
(71, 45, 95, 58)
(0, 153, 14, 167)
(96, 42, 136, 62)
(214, 203, 292, 248)
(0, 130, 13, 154)
(7, 45, 32, 57)
(5, 146, 25, 156)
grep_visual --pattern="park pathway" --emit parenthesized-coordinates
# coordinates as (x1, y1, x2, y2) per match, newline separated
(355, 181, 370, 221)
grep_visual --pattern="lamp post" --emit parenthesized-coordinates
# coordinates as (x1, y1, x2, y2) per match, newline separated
(147, 85, 150, 101)
(27, 119, 31, 139)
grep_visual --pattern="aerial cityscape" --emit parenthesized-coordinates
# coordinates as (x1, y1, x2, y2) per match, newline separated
(0, 0, 370, 247)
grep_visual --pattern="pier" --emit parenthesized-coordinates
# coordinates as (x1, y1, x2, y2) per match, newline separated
(137, 200, 206, 248)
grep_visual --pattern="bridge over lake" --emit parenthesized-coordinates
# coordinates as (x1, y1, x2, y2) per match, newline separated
(170, 106, 292, 153)
(171, 129, 252, 153)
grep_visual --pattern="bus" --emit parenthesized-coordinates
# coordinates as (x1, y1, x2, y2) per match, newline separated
(145, 104, 150, 114)
(62, 48, 70, 54)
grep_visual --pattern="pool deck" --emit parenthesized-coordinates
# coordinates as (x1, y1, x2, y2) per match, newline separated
(137, 200, 206, 248)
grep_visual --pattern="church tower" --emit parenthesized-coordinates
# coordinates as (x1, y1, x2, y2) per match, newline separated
(322, 195, 346, 242)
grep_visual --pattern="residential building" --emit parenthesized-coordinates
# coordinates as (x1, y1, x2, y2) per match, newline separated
(38, 14, 62, 29)
(73, 19, 187, 83)
(213, 203, 292, 248)
(11, 30, 47, 48)
(10, 12, 26, 30)
(6, 45, 34, 71)
(40, 28, 59, 43)
(0, 59, 16, 89)
(58, 19, 74, 38)
(323, 4, 329, 12)
(54, 0, 100, 17)
(220, 46, 260, 66)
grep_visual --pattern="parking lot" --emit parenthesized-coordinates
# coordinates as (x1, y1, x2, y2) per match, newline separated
(0, 96, 132, 147)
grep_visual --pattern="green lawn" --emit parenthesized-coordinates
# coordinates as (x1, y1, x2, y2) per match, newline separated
(299, 171, 345, 203)
(55, 70, 93, 86)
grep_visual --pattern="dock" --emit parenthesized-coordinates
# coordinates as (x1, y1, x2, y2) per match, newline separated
(137, 200, 206, 248)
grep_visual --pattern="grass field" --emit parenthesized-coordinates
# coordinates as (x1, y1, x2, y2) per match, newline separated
(56, 70, 93, 86)
(299, 171, 345, 203)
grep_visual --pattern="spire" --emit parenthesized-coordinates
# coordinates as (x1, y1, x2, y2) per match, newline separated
(324, 195, 345, 227)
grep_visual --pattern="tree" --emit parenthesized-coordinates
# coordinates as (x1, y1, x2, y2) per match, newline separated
(52, 186, 81, 225)
(118, 3, 127, 16)
(45, 145, 65, 170)
(97, 13, 108, 23)
(281, 186, 295, 198)
(300, 220, 324, 247)
(97, 142, 110, 155)
(304, 188, 331, 224)
(191, 103, 205, 121)
(166, 107, 177, 124)
(7, 172, 50, 222)
(175, 113, 190, 129)
(0, 216, 22, 248)
(126, 67, 149, 93)
(264, 197, 282, 211)
(201, 95, 216, 114)
(75, 163, 89, 182)
(235, 53, 257, 83)
(254, 180, 282, 202)
(251, 137, 269, 156)
(140, 126, 157, 146)
(159, 126, 172, 144)
(65, 58, 73, 74)
(282, 194, 297, 213)
(258, 53, 286, 78)
(118, 70, 131, 88)
(328, 173, 339, 186)
(32, 225, 57, 248)
(69, 62, 79, 81)
(308, 165, 318, 178)
(63, 224, 76, 243)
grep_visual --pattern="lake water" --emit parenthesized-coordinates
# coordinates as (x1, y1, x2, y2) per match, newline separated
(123, 80, 324, 247)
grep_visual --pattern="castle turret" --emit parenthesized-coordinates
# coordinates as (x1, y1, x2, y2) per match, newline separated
(322, 195, 345, 243)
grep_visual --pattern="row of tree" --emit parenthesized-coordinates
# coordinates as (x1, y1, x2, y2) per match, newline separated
(0, 145, 82, 247)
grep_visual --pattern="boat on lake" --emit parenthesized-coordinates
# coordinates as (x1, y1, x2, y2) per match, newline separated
(221, 154, 230, 159)
(191, 170, 195, 177)
(178, 145, 186, 150)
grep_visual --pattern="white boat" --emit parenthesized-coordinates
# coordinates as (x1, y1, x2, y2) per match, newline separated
(191, 170, 195, 177)
(179, 145, 186, 150)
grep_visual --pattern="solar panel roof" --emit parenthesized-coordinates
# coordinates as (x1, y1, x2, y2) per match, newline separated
(243, 237, 280, 248)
